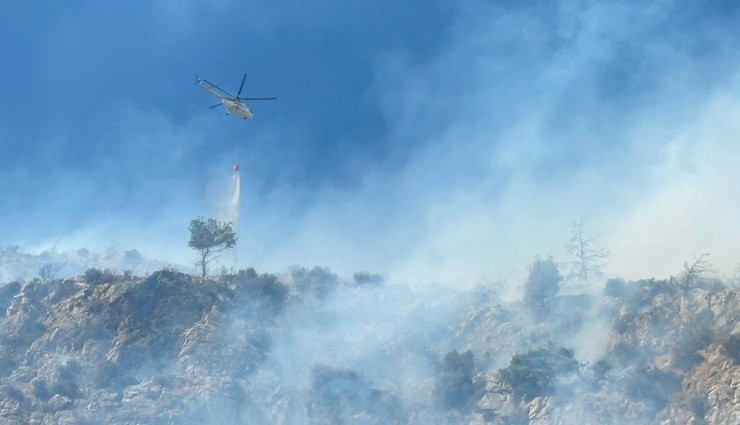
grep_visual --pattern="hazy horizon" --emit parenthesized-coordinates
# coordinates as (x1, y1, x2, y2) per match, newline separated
(2, 1, 739, 284)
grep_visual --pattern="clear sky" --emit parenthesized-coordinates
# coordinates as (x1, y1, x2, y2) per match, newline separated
(1, 1, 739, 281)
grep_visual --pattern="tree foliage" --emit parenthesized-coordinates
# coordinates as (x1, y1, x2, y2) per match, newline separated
(435, 350, 477, 411)
(188, 217, 237, 278)
(523, 256, 562, 315)
(230, 268, 289, 316)
(499, 344, 579, 400)
(291, 266, 338, 299)
(309, 365, 405, 424)
(625, 366, 681, 410)
(721, 333, 740, 364)
(84, 268, 115, 285)
(671, 309, 714, 370)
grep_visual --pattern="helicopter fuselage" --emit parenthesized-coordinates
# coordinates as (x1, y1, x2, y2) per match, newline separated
(196, 74, 273, 120)
(222, 99, 254, 120)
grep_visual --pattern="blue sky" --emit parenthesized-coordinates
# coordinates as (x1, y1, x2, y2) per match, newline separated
(1, 1, 739, 281)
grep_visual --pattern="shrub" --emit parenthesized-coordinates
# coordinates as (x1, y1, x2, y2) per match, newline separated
(124, 249, 143, 265)
(499, 343, 579, 400)
(233, 269, 289, 316)
(236, 267, 258, 280)
(625, 366, 680, 409)
(523, 256, 562, 316)
(84, 268, 115, 285)
(671, 310, 714, 370)
(722, 334, 740, 364)
(310, 365, 404, 424)
(435, 350, 477, 411)
(603, 278, 627, 298)
(353, 272, 383, 286)
(689, 396, 709, 425)
(292, 266, 338, 299)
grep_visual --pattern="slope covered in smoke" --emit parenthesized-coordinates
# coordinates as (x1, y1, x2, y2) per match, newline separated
(0, 245, 175, 283)
(0, 262, 737, 424)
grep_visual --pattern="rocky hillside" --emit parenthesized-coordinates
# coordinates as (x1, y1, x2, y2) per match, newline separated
(0, 245, 171, 283)
(0, 267, 737, 424)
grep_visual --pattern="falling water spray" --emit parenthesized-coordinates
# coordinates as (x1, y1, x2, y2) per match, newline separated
(229, 163, 241, 227)
(228, 163, 241, 265)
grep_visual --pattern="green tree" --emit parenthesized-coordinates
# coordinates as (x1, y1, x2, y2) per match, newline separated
(435, 350, 477, 410)
(499, 344, 579, 400)
(188, 217, 237, 277)
(523, 256, 562, 315)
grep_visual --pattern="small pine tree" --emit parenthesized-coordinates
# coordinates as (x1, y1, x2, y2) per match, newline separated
(523, 256, 562, 315)
(188, 217, 237, 278)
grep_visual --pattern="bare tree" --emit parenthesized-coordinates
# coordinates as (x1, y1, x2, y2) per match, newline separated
(38, 263, 63, 280)
(681, 253, 714, 287)
(565, 221, 609, 281)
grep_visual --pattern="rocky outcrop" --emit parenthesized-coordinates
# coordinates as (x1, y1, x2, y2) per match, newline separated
(0, 270, 737, 424)
(0, 270, 274, 423)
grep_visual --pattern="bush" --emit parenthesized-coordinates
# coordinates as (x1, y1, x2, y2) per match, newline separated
(292, 266, 338, 299)
(236, 267, 258, 280)
(309, 365, 404, 424)
(499, 344, 579, 400)
(722, 334, 740, 364)
(0, 281, 21, 312)
(624, 279, 674, 311)
(353, 272, 383, 286)
(603, 278, 627, 298)
(233, 269, 289, 316)
(523, 256, 562, 316)
(435, 350, 477, 411)
(689, 396, 709, 424)
(625, 366, 680, 409)
(672, 310, 714, 370)
(124, 249, 143, 265)
(84, 268, 115, 285)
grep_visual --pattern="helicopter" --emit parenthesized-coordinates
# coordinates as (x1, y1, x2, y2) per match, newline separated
(195, 73, 276, 120)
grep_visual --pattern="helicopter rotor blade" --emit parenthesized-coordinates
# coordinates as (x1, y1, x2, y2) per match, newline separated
(242, 97, 277, 100)
(236, 73, 247, 98)
(209, 103, 222, 109)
